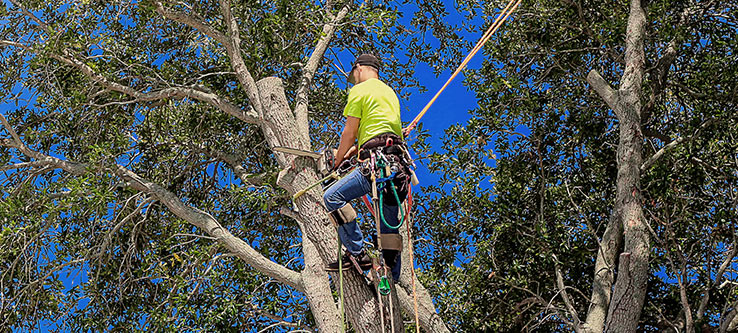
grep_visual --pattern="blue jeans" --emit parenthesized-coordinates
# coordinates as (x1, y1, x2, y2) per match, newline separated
(324, 168, 402, 279)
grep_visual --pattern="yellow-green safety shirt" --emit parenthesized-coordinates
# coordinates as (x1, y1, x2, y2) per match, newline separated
(343, 78, 403, 147)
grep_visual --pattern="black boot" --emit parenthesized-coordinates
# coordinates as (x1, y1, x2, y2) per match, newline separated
(326, 250, 372, 271)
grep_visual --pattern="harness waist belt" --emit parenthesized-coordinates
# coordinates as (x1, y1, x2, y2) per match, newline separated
(359, 133, 404, 160)
(360, 133, 403, 151)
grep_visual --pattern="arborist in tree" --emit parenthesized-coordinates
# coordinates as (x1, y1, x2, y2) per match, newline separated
(324, 54, 414, 281)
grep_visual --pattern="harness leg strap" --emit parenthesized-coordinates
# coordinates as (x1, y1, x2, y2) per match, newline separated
(328, 204, 357, 227)
(381, 234, 403, 274)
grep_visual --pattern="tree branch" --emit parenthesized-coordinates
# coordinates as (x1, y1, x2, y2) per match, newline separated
(154, 0, 263, 115)
(721, 299, 738, 333)
(11, 0, 260, 124)
(0, 160, 54, 172)
(642, 128, 672, 144)
(49, 50, 259, 124)
(7, 0, 50, 32)
(219, 0, 264, 115)
(8, 258, 86, 304)
(559, 0, 624, 65)
(1, 116, 304, 292)
(554, 255, 582, 332)
(255, 308, 315, 333)
(670, 79, 708, 98)
(152, 1, 228, 45)
(641, 118, 715, 171)
(188, 144, 274, 187)
(293, 3, 352, 139)
(113, 165, 305, 292)
(0, 40, 29, 49)
(0, 114, 87, 175)
(587, 70, 618, 109)
(643, 4, 700, 122)
(697, 241, 738, 320)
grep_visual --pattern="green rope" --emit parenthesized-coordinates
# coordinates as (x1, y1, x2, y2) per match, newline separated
(377, 160, 404, 230)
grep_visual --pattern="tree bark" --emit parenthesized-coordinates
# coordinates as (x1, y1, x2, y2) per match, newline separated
(604, 0, 649, 332)
(585, 1, 649, 332)
(396, 225, 451, 333)
(582, 209, 623, 333)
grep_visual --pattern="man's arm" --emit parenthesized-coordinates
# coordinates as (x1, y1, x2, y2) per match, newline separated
(335, 116, 360, 168)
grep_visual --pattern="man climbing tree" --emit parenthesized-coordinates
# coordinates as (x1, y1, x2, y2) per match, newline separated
(323, 54, 410, 281)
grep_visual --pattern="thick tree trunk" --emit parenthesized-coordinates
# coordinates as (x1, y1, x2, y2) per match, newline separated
(604, 0, 649, 332)
(257, 77, 415, 332)
(585, 1, 649, 332)
(255, 77, 344, 332)
(604, 105, 648, 333)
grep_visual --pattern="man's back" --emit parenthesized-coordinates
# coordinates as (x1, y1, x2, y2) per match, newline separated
(343, 78, 403, 147)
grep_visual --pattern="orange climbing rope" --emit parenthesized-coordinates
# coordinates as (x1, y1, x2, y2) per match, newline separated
(405, 0, 523, 135)
(401, 2, 522, 330)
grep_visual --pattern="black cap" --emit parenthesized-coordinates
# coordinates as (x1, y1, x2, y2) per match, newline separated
(348, 54, 380, 84)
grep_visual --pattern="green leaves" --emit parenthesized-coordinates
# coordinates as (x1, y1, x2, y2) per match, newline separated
(413, 0, 738, 330)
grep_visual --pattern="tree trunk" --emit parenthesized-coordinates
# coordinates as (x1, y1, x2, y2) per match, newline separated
(604, 0, 649, 332)
(583, 211, 623, 333)
(397, 225, 451, 333)
(585, 1, 649, 332)
(257, 77, 422, 332)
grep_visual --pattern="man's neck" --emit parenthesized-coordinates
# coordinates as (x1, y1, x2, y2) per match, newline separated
(358, 76, 378, 84)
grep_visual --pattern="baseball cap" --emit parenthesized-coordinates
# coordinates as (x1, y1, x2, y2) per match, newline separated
(348, 54, 381, 84)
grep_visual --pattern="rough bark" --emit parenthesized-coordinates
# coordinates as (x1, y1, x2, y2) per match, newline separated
(301, 235, 343, 333)
(584, 0, 649, 332)
(582, 209, 623, 333)
(396, 225, 451, 333)
(603, 0, 649, 332)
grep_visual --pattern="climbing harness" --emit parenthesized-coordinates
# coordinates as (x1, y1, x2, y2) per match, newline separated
(361, 134, 412, 332)
(374, 156, 405, 230)
(405, 0, 523, 135)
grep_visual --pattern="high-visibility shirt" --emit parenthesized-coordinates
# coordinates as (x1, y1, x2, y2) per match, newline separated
(343, 78, 403, 147)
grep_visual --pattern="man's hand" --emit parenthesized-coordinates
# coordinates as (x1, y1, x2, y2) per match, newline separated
(333, 146, 358, 170)
(344, 145, 358, 159)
